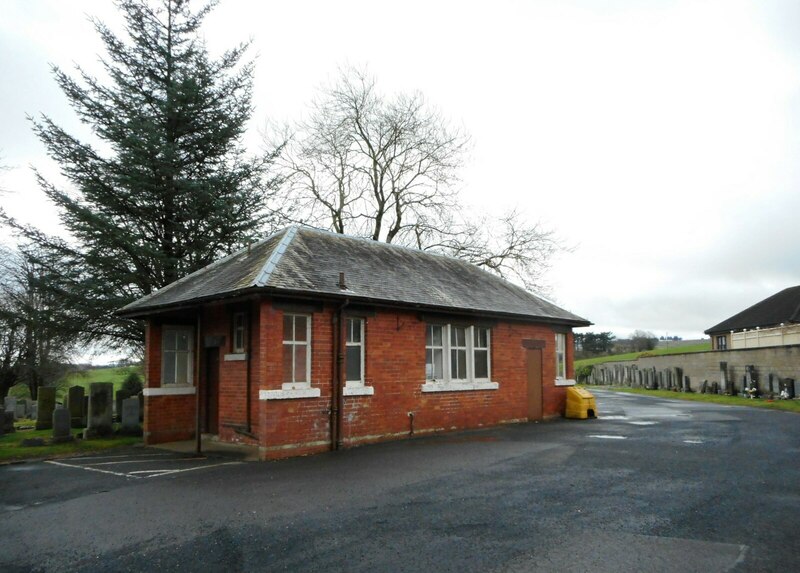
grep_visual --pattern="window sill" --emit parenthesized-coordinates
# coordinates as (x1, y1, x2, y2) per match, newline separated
(142, 386, 196, 396)
(555, 378, 576, 387)
(224, 353, 247, 361)
(259, 387, 321, 400)
(343, 385, 374, 396)
(421, 380, 499, 393)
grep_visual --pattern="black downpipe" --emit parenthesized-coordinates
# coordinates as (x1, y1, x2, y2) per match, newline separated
(194, 312, 203, 456)
(331, 299, 350, 450)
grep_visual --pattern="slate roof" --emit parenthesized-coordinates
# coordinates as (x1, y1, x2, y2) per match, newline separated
(705, 286, 800, 334)
(119, 226, 590, 326)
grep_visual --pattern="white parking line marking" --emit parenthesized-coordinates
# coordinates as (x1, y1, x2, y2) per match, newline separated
(683, 439, 704, 444)
(601, 416, 629, 420)
(628, 421, 658, 426)
(588, 435, 627, 440)
(66, 453, 173, 461)
(45, 460, 142, 479)
(87, 458, 197, 466)
(46, 459, 242, 479)
(145, 462, 241, 477)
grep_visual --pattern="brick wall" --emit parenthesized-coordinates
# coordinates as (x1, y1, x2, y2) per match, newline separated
(142, 320, 196, 444)
(144, 298, 575, 456)
(257, 302, 572, 459)
(201, 302, 261, 445)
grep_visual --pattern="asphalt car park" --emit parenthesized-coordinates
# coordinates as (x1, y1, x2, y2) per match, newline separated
(1, 390, 798, 572)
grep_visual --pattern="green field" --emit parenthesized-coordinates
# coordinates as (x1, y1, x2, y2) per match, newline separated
(594, 386, 800, 414)
(8, 365, 143, 401)
(575, 342, 711, 368)
(63, 365, 143, 393)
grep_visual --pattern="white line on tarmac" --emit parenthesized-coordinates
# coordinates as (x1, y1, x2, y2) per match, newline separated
(588, 435, 628, 440)
(145, 462, 242, 477)
(45, 460, 142, 479)
(86, 458, 197, 466)
(66, 453, 173, 461)
(128, 469, 177, 475)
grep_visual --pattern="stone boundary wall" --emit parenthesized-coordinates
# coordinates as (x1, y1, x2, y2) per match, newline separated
(585, 345, 800, 396)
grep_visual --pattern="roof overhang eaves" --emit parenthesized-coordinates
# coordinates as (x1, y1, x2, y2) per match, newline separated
(117, 286, 592, 327)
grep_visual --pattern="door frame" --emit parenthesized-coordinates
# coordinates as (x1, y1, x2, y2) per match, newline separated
(202, 346, 221, 435)
(523, 339, 545, 421)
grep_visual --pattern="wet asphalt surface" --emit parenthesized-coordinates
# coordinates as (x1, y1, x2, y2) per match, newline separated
(1, 389, 799, 572)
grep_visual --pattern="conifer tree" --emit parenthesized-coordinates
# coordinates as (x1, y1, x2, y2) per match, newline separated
(3, 0, 276, 350)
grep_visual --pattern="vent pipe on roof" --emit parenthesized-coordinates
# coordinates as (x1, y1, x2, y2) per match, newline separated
(338, 272, 347, 290)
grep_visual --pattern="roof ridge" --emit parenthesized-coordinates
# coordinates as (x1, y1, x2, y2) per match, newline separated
(255, 226, 298, 286)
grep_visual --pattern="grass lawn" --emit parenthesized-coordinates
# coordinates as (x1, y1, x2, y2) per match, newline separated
(1, 420, 142, 463)
(576, 342, 712, 368)
(595, 386, 800, 414)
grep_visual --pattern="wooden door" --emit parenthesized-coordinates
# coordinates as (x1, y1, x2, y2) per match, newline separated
(526, 348, 543, 421)
(204, 349, 220, 434)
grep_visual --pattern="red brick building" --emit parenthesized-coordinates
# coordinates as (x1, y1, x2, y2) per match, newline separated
(119, 226, 590, 460)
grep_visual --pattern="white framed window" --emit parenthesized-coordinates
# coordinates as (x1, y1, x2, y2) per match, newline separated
(162, 326, 194, 386)
(425, 325, 445, 380)
(345, 318, 364, 385)
(716, 335, 727, 350)
(283, 314, 311, 388)
(424, 324, 495, 392)
(232, 312, 247, 353)
(473, 327, 490, 380)
(555, 332, 567, 380)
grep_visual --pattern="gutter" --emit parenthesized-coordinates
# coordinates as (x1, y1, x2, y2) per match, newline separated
(117, 286, 591, 328)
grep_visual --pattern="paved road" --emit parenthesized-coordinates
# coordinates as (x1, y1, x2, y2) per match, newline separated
(1, 390, 798, 572)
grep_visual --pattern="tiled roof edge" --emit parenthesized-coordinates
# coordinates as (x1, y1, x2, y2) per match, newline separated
(118, 229, 287, 313)
(255, 226, 298, 287)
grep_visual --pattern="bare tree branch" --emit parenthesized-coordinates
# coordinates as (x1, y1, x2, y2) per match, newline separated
(267, 67, 564, 293)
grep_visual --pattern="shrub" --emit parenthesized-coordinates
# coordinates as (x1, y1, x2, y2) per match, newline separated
(121, 371, 143, 395)
(576, 364, 593, 383)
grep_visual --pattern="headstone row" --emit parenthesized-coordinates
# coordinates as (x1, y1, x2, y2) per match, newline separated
(3, 382, 142, 443)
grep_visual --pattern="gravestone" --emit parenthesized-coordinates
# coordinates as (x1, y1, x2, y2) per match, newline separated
(51, 407, 74, 444)
(2, 410, 14, 434)
(121, 398, 141, 435)
(719, 362, 728, 394)
(711, 381, 719, 394)
(15, 400, 27, 420)
(68, 386, 85, 428)
(683, 375, 691, 393)
(84, 382, 114, 439)
(768, 373, 776, 394)
(674, 368, 683, 391)
(115, 390, 131, 424)
(29, 402, 38, 421)
(83, 396, 89, 425)
(784, 378, 797, 399)
(700, 380, 708, 394)
(794, 379, 800, 398)
(35, 387, 56, 430)
(4, 396, 17, 420)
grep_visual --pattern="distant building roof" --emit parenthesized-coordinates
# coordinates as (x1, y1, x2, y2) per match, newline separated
(119, 226, 590, 326)
(705, 286, 800, 334)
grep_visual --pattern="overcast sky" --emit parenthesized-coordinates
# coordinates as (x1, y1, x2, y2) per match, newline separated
(2, 0, 799, 346)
